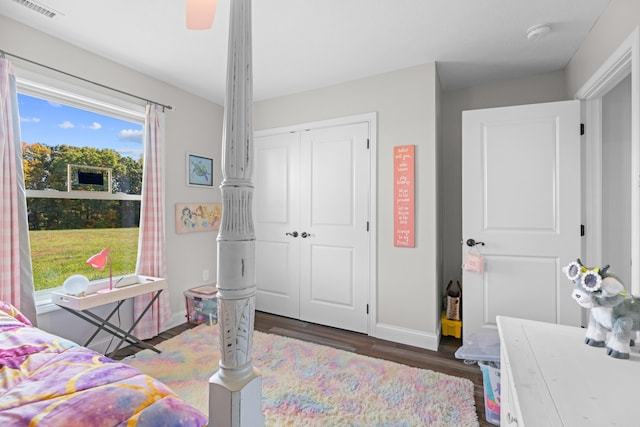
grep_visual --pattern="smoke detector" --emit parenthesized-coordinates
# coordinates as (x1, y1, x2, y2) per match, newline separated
(526, 24, 551, 41)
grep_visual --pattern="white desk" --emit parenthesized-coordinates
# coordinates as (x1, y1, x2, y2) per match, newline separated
(497, 316, 640, 426)
(52, 275, 167, 357)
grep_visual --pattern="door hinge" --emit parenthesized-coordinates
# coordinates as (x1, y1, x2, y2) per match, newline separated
(366, 221, 369, 231)
(580, 123, 585, 136)
(367, 138, 370, 149)
(581, 224, 585, 237)
(366, 304, 369, 314)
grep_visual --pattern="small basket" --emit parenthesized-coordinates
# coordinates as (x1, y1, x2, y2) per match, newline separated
(445, 280, 462, 321)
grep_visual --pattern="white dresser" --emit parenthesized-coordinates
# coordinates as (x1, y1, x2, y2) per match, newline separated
(497, 316, 640, 426)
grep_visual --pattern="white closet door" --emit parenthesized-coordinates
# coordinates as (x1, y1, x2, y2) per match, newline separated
(299, 122, 370, 333)
(254, 132, 301, 319)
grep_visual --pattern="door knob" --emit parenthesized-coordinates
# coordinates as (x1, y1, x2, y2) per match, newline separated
(301, 232, 309, 238)
(285, 231, 299, 238)
(466, 239, 485, 247)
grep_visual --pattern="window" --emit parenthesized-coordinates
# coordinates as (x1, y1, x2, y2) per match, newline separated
(17, 79, 145, 304)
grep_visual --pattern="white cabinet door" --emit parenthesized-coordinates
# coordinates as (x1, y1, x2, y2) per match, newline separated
(255, 122, 370, 333)
(462, 100, 581, 337)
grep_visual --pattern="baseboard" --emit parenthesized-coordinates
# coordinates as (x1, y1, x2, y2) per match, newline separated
(167, 309, 188, 330)
(373, 322, 440, 351)
(86, 336, 119, 355)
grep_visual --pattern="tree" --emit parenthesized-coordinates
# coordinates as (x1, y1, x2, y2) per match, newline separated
(114, 155, 143, 195)
(22, 142, 51, 190)
(22, 143, 142, 231)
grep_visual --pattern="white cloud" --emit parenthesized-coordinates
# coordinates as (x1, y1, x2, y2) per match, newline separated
(119, 128, 143, 143)
(59, 121, 74, 129)
(88, 122, 102, 130)
(48, 101, 62, 108)
(20, 117, 41, 123)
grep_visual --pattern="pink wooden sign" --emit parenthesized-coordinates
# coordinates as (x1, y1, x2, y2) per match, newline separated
(394, 145, 415, 247)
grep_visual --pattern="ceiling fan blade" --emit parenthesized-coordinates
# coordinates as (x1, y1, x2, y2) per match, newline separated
(186, 0, 217, 30)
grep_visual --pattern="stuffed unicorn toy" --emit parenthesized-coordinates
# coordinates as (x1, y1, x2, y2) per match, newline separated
(563, 259, 640, 359)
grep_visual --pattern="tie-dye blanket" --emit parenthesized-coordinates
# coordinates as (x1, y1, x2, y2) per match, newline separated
(0, 301, 207, 426)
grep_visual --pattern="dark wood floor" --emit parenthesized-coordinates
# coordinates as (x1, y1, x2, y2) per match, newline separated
(113, 311, 492, 426)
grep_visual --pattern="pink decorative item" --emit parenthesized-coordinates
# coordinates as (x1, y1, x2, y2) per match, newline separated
(394, 145, 415, 247)
(86, 247, 113, 293)
(464, 252, 484, 274)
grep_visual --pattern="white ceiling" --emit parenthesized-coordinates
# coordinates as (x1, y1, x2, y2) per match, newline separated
(1, 0, 611, 105)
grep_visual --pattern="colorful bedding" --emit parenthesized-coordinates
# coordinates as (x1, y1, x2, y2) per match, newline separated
(0, 301, 207, 426)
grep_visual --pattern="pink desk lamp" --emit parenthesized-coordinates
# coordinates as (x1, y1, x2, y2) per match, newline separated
(86, 247, 113, 293)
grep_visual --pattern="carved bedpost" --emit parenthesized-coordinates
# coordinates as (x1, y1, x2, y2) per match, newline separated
(209, 0, 264, 426)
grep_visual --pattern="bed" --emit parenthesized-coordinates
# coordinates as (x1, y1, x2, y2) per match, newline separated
(0, 301, 207, 426)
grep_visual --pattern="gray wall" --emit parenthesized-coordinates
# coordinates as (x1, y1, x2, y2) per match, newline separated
(566, 0, 640, 97)
(440, 0, 640, 313)
(1, 16, 224, 350)
(254, 63, 442, 349)
(440, 71, 568, 289)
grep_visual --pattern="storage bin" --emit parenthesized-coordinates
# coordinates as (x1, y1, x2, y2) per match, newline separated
(479, 361, 501, 425)
(184, 284, 218, 325)
(454, 331, 501, 425)
(441, 313, 462, 338)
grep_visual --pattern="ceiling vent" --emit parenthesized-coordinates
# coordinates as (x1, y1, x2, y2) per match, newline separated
(12, 0, 58, 19)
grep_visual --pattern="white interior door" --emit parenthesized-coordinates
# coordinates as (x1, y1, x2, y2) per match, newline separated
(462, 100, 581, 338)
(254, 121, 370, 333)
(254, 132, 301, 319)
(299, 123, 370, 333)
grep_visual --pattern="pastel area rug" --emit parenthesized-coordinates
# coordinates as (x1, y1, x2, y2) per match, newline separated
(124, 323, 478, 426)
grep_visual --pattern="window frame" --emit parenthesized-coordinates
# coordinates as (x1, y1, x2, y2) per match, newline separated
(16, 72, 147, 312)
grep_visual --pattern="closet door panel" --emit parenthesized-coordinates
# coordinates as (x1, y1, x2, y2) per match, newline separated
(309, 138, 353, 225)
(254, 132, 300, 319)
(254, 119, 371, 334)
(299, 123, 370, 333)
(309, 245, 354, 304)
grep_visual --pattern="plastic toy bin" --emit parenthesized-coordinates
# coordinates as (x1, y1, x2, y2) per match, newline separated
(184, 285, 218, 325)
(454, 331, 501, 425)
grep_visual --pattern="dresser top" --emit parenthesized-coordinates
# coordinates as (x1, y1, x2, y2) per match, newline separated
(497, 316, 640, 426)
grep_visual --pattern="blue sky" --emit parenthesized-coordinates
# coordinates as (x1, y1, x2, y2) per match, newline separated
(17, 93, 144, 159)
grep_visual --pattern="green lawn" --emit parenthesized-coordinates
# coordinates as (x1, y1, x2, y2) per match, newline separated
(30, 228, 139, 291)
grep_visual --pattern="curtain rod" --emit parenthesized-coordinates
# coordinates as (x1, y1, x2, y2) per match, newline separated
(0, 50, 173, 111)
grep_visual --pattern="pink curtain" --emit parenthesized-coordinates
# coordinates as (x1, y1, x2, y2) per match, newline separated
(133, 104, 170, 339)
(0, 56, 37, 324)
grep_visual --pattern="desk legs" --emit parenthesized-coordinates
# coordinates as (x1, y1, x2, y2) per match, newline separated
(59, 289, 164, 357)
(111, 289, 163, 356)
(82, 299, 126, 347)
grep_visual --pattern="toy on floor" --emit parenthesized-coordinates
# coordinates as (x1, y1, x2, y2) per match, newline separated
(563, 259, 640, 359)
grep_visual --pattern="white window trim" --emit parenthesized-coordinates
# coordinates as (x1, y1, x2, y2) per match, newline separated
(15, 65, 145, 121)
(26, 190, 142, 201)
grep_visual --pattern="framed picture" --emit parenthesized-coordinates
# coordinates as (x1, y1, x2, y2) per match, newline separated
(187, 153, 214, 187)
(176, 203, 222, 234)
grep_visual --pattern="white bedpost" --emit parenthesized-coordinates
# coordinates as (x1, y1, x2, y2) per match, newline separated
(209, 0, 264, 426)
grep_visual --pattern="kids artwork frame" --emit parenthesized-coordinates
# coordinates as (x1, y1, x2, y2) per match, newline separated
(176, 203, 222, 234)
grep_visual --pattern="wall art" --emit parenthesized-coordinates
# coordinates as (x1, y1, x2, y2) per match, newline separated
(176, 203, 222, 234)
(187, 153, 214, 187)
